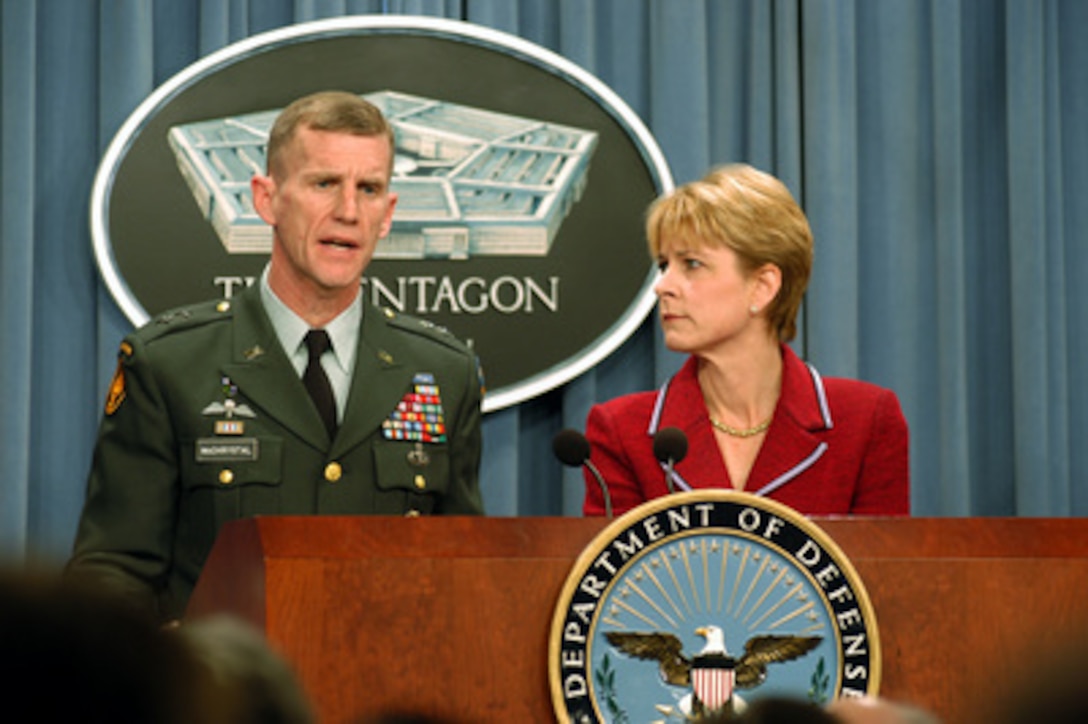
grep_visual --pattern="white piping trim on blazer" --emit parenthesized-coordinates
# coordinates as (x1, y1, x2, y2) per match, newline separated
(751, 360, 833, 496)
(806, 362, 834, 429)
(647, 377, 693, 492)
(751, 442, 829, 497)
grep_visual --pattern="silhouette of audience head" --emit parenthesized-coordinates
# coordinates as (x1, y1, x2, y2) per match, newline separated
(827, 695, 942, 724)
(989, 626, 1088, 724)
(360, 714, 466, 724)
(0, 568, 319, 724)
(727, 695, 841, 723)
(0, 568, 202, 724)
(178, 614, 315, 724)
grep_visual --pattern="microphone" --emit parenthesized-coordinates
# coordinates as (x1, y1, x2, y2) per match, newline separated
(652, 426, 688, 495)
(553, 428, 613, 519)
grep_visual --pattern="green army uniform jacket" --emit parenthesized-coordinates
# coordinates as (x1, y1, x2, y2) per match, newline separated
(68, 284, 484, 621)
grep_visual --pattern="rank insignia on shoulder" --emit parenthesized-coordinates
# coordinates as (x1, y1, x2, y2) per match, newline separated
(381, 373, 447, 443)
(104, 342, 133, 416)
(155, 309, 191, 325)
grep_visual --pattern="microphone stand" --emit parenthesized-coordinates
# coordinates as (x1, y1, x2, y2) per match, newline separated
(663, 458, 677, 495)
(584, 459, 613, 519)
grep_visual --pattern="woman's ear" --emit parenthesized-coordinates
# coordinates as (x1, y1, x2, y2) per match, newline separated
(751, 263, 782, 310)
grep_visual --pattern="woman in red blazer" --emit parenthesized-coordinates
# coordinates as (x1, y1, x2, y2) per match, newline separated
(583, 164, 909, 517)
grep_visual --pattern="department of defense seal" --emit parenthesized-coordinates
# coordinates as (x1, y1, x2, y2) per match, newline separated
(549, 491, 880, 722)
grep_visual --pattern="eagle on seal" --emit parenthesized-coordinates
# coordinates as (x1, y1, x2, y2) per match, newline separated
(605, 625, 821, 718)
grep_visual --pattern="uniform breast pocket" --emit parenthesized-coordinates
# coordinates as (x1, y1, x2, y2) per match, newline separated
(373, 442, 450, 514)
(177, 437, 284, 558)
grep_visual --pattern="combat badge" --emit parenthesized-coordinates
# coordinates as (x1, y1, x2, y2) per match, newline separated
(104, 341, 133, 416)
(549, 490, 880, 723)
(381, 373, 448, 443)
(407, 442, 431, 467)
(201, 375, 256, 435)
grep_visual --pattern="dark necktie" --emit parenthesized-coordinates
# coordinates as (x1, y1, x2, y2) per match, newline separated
(303, 329, 337, 439)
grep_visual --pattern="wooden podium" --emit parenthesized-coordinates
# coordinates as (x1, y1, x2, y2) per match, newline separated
(187, 516, 1088, 724)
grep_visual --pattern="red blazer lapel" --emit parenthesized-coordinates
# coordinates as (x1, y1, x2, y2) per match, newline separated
(653, 347, 834, 495)
(748, 346, 831, 495)
(656, 358, 732, 490)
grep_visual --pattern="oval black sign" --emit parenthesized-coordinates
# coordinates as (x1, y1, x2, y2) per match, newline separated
(90, 16, 672, 411)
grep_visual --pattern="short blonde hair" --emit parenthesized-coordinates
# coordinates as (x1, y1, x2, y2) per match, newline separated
(646, 163, 813, 342)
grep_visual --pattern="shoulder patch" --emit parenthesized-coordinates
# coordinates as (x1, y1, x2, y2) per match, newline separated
(104, 342, 133, 415)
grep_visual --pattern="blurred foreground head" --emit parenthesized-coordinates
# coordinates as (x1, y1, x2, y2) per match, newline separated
(359, 714, 467, 724)
(730, 695, 840, 723)
(179, 614, 315, 724)
(827, 695, 941, 724)
(988, 627, 1088, 724)
(0, 569, 202, 724)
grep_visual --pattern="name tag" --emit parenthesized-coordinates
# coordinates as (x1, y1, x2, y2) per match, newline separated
(196, 437, 260, 462)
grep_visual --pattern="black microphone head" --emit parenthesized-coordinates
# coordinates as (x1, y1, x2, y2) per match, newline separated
(653, 426, 689, 465)
(553, 428, 592, 467)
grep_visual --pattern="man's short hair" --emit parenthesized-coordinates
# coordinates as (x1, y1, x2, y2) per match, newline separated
(266, 90, 395, 178)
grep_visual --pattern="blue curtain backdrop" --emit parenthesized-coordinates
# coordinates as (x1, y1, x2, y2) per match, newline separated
(2, 0, 1086, 562)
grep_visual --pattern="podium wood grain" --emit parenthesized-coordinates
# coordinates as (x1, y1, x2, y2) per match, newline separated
(187, 516, 1088, 724)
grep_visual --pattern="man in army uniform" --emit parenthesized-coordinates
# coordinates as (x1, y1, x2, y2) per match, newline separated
(67, 91, 484, 622)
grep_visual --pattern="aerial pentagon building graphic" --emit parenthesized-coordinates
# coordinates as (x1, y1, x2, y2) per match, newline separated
(167, 90, 599, 258)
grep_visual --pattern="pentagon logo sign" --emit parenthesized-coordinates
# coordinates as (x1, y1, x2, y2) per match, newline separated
(89, 15, 671, 412)
(549, 491, 880, 722)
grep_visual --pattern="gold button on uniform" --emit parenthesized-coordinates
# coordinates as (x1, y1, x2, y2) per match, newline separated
(324, 462, 342, 482)
(219, 469, 234, 485)
(414, 474, 426, 490)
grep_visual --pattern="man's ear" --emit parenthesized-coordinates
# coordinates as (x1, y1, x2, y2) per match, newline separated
(379, 192, 398, 239)
(250, 174, 276, 226)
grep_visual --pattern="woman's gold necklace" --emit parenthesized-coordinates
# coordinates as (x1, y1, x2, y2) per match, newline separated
(709, 415, 772, 438)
